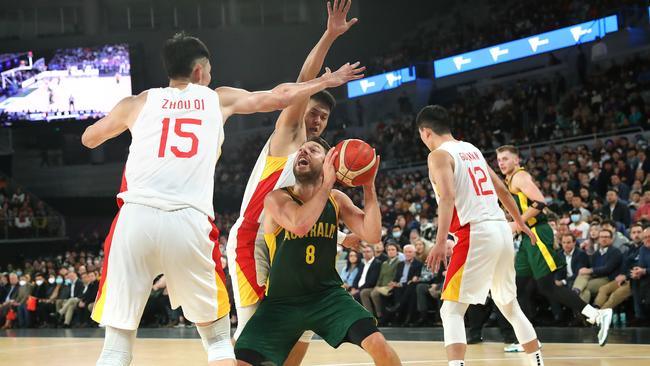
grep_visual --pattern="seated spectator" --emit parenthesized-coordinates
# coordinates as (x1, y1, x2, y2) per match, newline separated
(339, 250, 361, 291)
(360, 242, 401, 323)
(75, 271, 99, 326)
(384, 244, 423, 325)
(414, 238, 428, 263)
(634, 191, 650, 222)
(601, 220, 630, 254)
(373, 241, 388, 263)
(580, 221, 601, 256)
(600, 189, 631, 228)
(610, 175, 631, 201)
(594, 223, 644, 310)
(0, 273, 19, 328)
(630, 227, 650, 324)
(350, 246, 381, 302)
(555, 233, 590, 288)
(569, 209, 590, 240)
(571, 195, 591, 222)
(15, 274, 33, 329)
(413, 240, 450, 326)
(58, 271, 86, 327)
(573, 228, 623, 304)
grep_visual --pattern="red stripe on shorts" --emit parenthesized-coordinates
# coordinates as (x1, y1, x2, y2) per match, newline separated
(95, 211, 121, 304)
(442, 218, 471, 293)
(209, 220, 228, 287)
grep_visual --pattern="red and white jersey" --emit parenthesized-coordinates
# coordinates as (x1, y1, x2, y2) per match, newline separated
(117, 83, 224, 219)
(432, 141, 505, 233)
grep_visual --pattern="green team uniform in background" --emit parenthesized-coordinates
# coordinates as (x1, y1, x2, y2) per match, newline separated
(235, 188, 373, 365)
(507, 168, 566, 279)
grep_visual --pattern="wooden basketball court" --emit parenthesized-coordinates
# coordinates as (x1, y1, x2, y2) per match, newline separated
(1, 337, 649, 365)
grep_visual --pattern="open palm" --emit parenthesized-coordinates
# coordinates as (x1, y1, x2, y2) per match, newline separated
(327, 0, 358, 37)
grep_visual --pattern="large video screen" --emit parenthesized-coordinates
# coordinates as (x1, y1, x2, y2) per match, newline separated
(0, 43, 131, 124)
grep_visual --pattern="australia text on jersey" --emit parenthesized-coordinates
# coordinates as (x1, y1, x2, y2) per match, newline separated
(283, 221, 337, 241)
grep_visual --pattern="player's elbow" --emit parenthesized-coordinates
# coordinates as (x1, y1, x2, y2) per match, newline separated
(270, 84, 294, 110)
(81, 128, 99, 149)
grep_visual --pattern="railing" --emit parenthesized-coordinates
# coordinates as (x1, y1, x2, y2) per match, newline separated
(382, 127, 647, 172)
(0, 216, 65, 241)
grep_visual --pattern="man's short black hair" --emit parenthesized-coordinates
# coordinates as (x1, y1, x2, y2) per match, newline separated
(306, 136, 331, 152)
(416, 105, 451, 135)
(162, 32, 211, 79)
(310, 90, 336, 111)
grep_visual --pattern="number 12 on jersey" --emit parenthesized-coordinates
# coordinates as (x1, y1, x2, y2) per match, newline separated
(158, 118, 202, 158)
(468, 166, 494, 196)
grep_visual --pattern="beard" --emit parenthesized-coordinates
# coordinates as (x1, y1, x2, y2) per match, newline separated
(293, 165, 322, 184)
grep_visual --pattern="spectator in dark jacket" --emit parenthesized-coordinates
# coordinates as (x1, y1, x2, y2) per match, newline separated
(594, 223, 643, 309)
(631, 227, 650, 323)
(384, 244, 423, 324)
(573, 228, 623, 304)
(555, 233, 590, 288)
(600, 189, 631, 228)
(350, 246, 382, 302)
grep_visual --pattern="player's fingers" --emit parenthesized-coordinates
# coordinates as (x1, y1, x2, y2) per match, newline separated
(350, 61, 361, 68)
(344, 0, 352, 14)
(325, 67, 332, 74)
(333, 0, 340, 12)
(327, 1, 332, 16)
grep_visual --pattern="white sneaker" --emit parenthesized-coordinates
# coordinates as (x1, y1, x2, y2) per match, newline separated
(595, 308, 613, 346)
(504, 343, 524, 353)
(503, 341, 542, 353)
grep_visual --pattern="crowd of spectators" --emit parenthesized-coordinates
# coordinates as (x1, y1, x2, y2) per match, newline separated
(366, 0, 634, 74)
(48, 44, 130, 76)
(0, 177, 59, 239)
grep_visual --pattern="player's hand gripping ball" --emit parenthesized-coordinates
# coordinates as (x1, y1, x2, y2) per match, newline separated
(332, 139, 379, 187)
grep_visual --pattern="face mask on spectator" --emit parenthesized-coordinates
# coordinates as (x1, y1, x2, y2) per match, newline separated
(64, 279, 71, 285)
(19, 280, 26, 286)
(56, 277, 63, 285)
(36, 280, 44, 286)
(544, 197, 553, 204)
(571, 214, 581, 223)
(16, 270, 23, 276)
(48, 277, 55, 284)
(392, 231, 402, 238)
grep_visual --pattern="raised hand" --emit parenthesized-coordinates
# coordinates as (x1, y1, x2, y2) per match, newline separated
(322, 148, 339, 190)
(323, 62, 365, 88)
(327, 0, 358, 38)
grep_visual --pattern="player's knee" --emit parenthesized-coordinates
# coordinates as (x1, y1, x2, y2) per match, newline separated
(197, 316, 235, 362)
(361, 332, 391, 358)
(233, 304, 259, 341)
(440, 301, 467, 326)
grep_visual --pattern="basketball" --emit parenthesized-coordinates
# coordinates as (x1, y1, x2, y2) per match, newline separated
(333, 139, 379, 187)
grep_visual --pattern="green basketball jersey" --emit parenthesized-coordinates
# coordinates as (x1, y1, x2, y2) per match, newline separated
(506, 167, 548, 227)
(264, 187, 342, 300)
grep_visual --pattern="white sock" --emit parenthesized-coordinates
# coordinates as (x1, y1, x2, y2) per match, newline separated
(581, 304, 599, 323)
(449, 361, 464, 366)
(528, 350, 544, 366)
(96, 326, 136, 366)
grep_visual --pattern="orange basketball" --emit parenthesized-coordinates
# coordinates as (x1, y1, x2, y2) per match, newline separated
(333, 139, 379, 187)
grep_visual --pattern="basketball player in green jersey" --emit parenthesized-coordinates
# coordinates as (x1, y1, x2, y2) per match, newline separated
(235, 137, 401, 366)
(496, 145, 613, 346)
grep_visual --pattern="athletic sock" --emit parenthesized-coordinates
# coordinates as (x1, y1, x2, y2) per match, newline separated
(448, 361, 465, 366)
(528, 350, 544, 366)
(581, 304, 599, 323)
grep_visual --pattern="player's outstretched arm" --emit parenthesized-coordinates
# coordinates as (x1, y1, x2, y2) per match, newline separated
(487, 166, 537, 245)
(81, 93, 146, 148)
(426, 150, 455, 272)
(263, 149, 339, 236)
(274, 0, 358, 134)
(332, 163, 382, 244)
(217, 62, 365, 122)
(511, 170, 545, 222)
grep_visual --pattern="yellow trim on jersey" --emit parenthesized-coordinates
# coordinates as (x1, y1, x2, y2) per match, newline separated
(329, 193, 340, 224)
(532, 226, 557, 272)
(506, 167, 526, 194)
(264, 233, 278, 265)
(518, 191, 538, 227)
(286, 187, 303, 204)
(260, 156, 288, 181)
(235, 263, 261, 307)
(90, 280, 108, 324)
(215, 272, 231, 319)
(441, 264, 465, 302)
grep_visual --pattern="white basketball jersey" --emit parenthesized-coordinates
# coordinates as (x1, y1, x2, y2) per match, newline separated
(117, 83, 224, 219)
(432, 141, 505, 233)
(237, 136, 297, 223)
